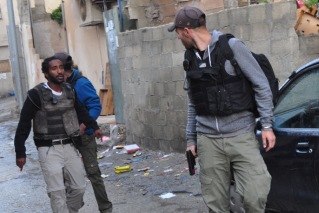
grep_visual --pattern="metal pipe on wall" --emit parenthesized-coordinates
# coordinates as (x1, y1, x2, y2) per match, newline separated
(117, 0, 123, 32)
(61, 0, 69, 53)
(7, 0, 23, 111)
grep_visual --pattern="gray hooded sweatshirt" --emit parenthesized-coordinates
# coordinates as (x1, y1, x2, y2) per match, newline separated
(186, 30, 274, 147)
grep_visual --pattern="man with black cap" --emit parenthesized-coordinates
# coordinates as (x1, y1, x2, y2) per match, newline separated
(54, 52, 113, 213)
(168, 6, 276, 213)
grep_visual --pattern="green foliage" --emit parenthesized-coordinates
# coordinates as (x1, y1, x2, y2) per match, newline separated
(258, 0, 269, 3)
(303, 0, 319, 8)
(50, 5, 63, 25)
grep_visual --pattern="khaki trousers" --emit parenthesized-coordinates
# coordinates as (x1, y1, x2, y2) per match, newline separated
(38, 144, 86, 213)
(197, 132, 271, 213)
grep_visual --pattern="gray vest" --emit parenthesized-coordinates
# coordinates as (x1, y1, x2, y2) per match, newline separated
(32, 83, 80, 140)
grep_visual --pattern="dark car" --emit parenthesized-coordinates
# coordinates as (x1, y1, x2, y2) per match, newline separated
(231, 58, 319, 213)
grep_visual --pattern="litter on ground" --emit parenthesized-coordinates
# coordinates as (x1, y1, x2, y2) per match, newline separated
(159, 192, 176, 199)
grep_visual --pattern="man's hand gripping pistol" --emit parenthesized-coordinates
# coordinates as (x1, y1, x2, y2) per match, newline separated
(186, 150, 196, 176)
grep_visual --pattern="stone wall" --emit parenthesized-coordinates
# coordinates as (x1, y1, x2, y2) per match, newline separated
(127, 0, 224, 29)
(0, 0, 16, 98)
(31, 0, 67, 58)
(118, 1, 318, 153)
(125, 0, 290, 29)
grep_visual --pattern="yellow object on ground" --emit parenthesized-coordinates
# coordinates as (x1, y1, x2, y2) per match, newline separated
(115, 165, 132, 174)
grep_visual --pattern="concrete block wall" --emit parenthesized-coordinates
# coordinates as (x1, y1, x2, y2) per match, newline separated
(127, 0, 224, 29)
(126, 0, 290, 29)
(31, 1, 67, 59)
(118, 1, 319, 153)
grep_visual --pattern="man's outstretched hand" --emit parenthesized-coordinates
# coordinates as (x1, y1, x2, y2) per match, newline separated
(16, 157, 26, 171)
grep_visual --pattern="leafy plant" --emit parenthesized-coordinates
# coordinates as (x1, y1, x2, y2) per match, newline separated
(51, 5, 63, 25)
(303, 0, 319, 8)
(259, 0, 269, 3)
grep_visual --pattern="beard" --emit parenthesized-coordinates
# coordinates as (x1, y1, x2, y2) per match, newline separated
(47, 73, 64, 85)
(181, 38, 194, 49)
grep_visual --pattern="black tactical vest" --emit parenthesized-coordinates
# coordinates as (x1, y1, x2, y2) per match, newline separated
(32, 83, 80, 140)
(184, 47, 254, 116)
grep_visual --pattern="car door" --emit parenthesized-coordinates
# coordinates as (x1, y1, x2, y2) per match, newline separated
(260, 60, 319, 213)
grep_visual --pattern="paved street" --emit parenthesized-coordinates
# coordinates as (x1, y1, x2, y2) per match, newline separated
(0, 97, 207, 213)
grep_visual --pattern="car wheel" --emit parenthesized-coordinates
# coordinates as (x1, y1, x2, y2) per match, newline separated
(230, 181, 245, 213)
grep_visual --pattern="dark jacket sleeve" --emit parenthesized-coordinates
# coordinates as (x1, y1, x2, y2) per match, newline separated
(73, 91, 99, 130)
(14, 89, 40, 158)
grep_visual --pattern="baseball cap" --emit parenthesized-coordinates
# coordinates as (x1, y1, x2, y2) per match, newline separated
(167, 6, 206, 32)
(54, 51, 72, 65)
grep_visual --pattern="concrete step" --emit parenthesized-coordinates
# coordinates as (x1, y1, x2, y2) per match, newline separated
(0, 96, 18, 123)
(0, 111, 14, 123)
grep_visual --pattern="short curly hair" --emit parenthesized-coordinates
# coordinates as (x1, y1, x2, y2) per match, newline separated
(41, 56, 60, 73)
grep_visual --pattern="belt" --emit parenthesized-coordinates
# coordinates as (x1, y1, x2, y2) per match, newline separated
(52, 138, 73, 145)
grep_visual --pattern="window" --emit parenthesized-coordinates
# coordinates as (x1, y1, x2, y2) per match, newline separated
(274, 67, 319, 128)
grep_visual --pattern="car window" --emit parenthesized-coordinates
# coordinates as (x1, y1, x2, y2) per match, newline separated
(274, 67, 319, 128)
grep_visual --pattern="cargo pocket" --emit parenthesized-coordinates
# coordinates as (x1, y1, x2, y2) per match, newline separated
(200, 172, 214, 197)
(247, 164, 271, 206)
(86, 164, 100, 176)
(200, 173, 213, 185)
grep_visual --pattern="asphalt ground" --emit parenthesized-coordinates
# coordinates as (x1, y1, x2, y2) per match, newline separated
(0, 96, 208, 213)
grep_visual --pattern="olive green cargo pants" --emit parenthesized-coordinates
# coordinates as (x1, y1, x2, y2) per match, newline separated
(78, 134, 113, 213)
(197, 132, 271, 213)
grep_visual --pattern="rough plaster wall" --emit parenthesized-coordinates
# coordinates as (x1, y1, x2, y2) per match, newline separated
(21, 25, 45, 89)
(0, 46, 14, 97)
(118, 1, 319, 153)
(44, 0, 60, 13)
(9, 0, 108, 99)
(0, 48, 10, 60)
(219, 0, 290, 10)
(127, 0, 224, 29)
(0, 72, 14, 98)
(0, 0, 9, 47)
(0, 0, 20, 97)
(18, 0, 31, 25)
(224, 0, 239, 9)
(63, 0, 108, 91)
(32, 20, 67, 58)
(31, 0, 67, 58)
(17, 0, 46, 91)
(0, 0, 45, 98)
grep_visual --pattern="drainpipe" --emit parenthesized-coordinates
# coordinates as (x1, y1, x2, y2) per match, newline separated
(27, 0, 35, 48)
(61, 0, 69, 53)
(117, 0, 123, 32)
(103, 0, 107, 11)
(7, 0, 23, 111)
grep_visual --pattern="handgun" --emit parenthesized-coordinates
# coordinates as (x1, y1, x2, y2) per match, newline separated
(186, 150, 196, 176)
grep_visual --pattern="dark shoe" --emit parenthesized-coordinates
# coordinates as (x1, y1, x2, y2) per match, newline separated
(100, 208, 112, 213)
(100, 202, 112, 213)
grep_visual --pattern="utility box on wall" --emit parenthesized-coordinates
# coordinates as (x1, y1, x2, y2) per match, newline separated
(78, 0, 103, 27)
